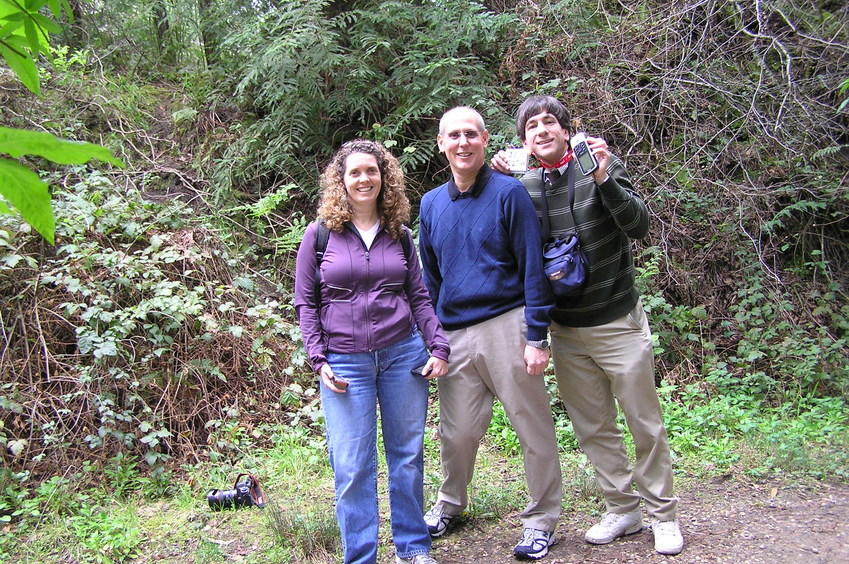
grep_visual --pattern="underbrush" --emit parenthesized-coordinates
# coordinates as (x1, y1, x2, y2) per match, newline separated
(0, 167, 313, 499)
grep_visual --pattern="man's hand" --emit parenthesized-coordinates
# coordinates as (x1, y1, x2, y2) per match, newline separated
(490, 149, 512, 175)
(524, 345, 550, 376)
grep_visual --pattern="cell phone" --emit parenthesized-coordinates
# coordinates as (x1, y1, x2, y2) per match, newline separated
(331, 375, 349, 389)
(411, 365, 428, 377)
(505, 147, 530, 175)
(570, 132, 598, 176)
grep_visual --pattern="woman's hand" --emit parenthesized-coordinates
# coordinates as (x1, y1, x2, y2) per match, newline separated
(420, 357, 448, 380)
(320, 364, 347, 393)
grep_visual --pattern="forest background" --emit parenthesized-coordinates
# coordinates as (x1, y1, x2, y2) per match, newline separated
(1, 0, 848, 562)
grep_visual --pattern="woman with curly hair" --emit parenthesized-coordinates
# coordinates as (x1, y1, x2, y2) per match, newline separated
(295, 139, 449, 564)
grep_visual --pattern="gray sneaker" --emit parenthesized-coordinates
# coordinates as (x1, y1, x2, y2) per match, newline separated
(650, 519, 684, 555)
(424, 505, 456, 538)
(584, 509, 643, 544)
(395, 554, 440, 564)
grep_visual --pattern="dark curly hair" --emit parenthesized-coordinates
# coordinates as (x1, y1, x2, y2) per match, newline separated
(316, 139, 410, 240)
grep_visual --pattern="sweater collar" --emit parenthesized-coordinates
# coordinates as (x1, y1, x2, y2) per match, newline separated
(448, 164, 493, 200)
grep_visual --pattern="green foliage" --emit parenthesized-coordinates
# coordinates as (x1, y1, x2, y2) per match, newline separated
(223, 183, 309, 258)
(0, 126, 123, 244)
(0, 166, 302, 480)
(0, 459, 168, 561)
(0, 0, 69, 95)
(265, 504, 340, 559)
(0, 2, 121, 244)
(487, 400, 522, 456)
(208, 0, 516, 202)
(748, 397, 849, 480)
(838, 77, 849, 112)
(69, 0, 218, 74)
(726, 269, 848, 398)
(68, 503, 142, 563)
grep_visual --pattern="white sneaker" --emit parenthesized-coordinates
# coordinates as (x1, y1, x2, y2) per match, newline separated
(650, 519, 684, 555)
(395, 554, 440, 564)
(584, 508, 643, 544)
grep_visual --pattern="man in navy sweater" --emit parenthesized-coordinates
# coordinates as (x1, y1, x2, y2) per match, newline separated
(418, 106, 562, 561)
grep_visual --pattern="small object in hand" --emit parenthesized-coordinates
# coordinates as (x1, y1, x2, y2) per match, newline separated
(331, 375, 349, 389)
(505, 147, 530, 174)
(411, 365, 428, 377)
(570, 132, 599, 176)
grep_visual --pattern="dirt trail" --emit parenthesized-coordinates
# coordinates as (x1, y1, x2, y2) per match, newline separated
(425, 479, 849, 563)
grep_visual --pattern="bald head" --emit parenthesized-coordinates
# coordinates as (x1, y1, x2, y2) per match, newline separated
(439, 106, 486, 135)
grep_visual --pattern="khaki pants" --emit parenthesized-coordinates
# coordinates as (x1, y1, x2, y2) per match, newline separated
(549, 300, 678, 520)
(434, 307, 562, 532)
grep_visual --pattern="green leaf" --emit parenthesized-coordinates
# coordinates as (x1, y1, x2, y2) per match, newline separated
(0, 158, 55, 244)
(23, 17, 40, 55)
(0, 20, 25, 39)
(0, 42, 40, 95)
(0, 126, 124, 167)
(31, 12, 64, 35)
(28, 0, 51, 10)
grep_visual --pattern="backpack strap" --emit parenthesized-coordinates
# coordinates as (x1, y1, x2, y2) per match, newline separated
(400, 225, 412, 260)
(314, 221, 330, 305)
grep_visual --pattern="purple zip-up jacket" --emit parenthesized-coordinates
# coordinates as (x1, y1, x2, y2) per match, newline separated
(294, 221, 450, 374)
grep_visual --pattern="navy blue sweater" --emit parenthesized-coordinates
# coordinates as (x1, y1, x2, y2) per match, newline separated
(419, 165, 553, 342)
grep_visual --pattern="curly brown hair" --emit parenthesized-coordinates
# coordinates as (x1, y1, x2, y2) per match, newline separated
(316, 139, 411, 240)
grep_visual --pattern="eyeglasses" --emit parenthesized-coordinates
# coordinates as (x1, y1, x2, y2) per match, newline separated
(445, 130, 482, 141)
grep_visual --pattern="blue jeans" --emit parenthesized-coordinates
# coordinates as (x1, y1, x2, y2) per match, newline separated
(323, 332, 432, 564)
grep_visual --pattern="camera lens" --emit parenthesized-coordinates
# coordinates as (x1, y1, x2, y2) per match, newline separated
(207, 488, 239, 510)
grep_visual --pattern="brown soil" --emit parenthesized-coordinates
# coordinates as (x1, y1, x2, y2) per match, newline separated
(129, 476, 849, 563)
(424, 479, 849, 564)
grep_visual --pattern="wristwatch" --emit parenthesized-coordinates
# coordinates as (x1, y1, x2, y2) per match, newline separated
(527, 339, 549, 350)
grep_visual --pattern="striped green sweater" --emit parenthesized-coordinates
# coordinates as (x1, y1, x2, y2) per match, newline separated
(521, 155, 649, 327)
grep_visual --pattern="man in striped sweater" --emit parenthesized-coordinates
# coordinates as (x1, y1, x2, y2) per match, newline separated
(492, 95, 684, 556)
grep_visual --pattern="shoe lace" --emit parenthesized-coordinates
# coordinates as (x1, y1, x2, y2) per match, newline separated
(520, 528, 547, 545)
(599, 512, 624, 529)
(653, 520, 678, 535)
(425, 507, 442, 519)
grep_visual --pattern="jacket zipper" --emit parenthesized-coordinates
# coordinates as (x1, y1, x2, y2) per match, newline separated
(348, 224, 375, 351)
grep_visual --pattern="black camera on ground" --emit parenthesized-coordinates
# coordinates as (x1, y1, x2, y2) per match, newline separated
(207, 473, 266, 510)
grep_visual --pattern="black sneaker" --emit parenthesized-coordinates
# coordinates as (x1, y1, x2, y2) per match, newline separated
(513, 528, 556, 560)
(423, 506, 455, 538)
